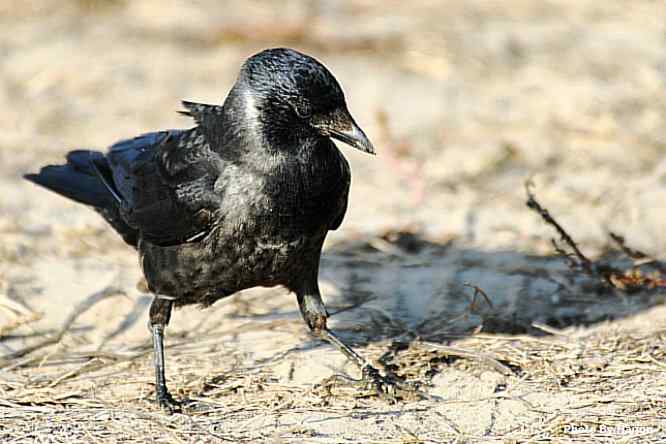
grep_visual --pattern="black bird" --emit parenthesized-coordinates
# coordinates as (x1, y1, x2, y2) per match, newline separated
(25, 48, 395, 411)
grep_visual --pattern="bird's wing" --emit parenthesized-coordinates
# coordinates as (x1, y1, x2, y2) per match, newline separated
(104, 116, 222, 246)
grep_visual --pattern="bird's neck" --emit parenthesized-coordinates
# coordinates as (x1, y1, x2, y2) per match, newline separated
(220, 84, 320, 160)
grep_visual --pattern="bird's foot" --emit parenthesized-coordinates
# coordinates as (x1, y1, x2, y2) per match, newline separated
(156, 390, 181, 414)
(361, 364, 401, 402)
(317, 364, 421, 402)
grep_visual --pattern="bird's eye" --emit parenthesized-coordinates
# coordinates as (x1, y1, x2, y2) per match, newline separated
(292, 99, 312, 119)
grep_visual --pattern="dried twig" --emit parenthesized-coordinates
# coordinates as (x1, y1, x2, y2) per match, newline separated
(0, 296, 42, 338)
(524, 180, 593, 272)
(525, 181, 666, 291)
(418, 341, 514, 376)
(608, 232, 648, 260)
(463, 283, 494, 311)
(0, 286, 124, 366)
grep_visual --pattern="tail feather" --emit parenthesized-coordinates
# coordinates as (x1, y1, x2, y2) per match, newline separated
(65, 150, 99, 173)
(25, 149, 140, 247)
(24, 150, 113, 208)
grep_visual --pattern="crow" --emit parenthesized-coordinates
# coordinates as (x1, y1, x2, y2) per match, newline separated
(25, 48, 396, 412)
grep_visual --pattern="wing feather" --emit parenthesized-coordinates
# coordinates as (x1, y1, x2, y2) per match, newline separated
(104, 121, 222, 246)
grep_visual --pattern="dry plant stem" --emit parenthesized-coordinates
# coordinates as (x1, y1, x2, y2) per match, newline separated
(418, 341, 514, 376)
(0, 286, 123, 367)
(0, 296, 41, 338)
(0, 313, 42, 339)
(47, 350, 150, 387)
(608, 232, 649, 260)
(463, 283, 494, 310)
(524, 182, 593, 271)
(526, 183, 666, 290)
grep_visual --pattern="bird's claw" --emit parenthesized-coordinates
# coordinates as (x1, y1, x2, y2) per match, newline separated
(156, 390, 181, 414)
(316, 364, 405, 402)
(362, 364, 399, 401)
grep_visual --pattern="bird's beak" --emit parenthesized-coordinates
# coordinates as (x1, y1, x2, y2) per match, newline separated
(315, 109, 375, 155)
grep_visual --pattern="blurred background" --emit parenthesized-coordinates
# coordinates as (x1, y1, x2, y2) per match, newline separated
(2, 0, 665, 252)
(2, 0, 665, 251)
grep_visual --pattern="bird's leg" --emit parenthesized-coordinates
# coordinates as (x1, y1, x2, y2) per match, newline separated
(317, 327, 398, 398)
(149, 296, 180, 413)
(297, 288, 398, 400)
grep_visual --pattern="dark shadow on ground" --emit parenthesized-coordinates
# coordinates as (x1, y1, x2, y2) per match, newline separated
(214, 230, 665, 348)
(320, 230, 666, 341)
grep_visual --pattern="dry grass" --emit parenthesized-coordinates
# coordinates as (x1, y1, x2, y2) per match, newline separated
(2, 276, 665, 443)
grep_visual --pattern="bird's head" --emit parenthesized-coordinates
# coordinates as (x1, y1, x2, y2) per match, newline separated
(238, 48, 375, 155)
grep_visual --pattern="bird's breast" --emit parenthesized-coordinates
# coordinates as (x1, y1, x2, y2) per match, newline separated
(139, 145, 349, 303)
(219, 149, 349, 234)
(265, 150, 349, 228)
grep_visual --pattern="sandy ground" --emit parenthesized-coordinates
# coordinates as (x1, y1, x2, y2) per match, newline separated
(1, 1, 666, 442)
